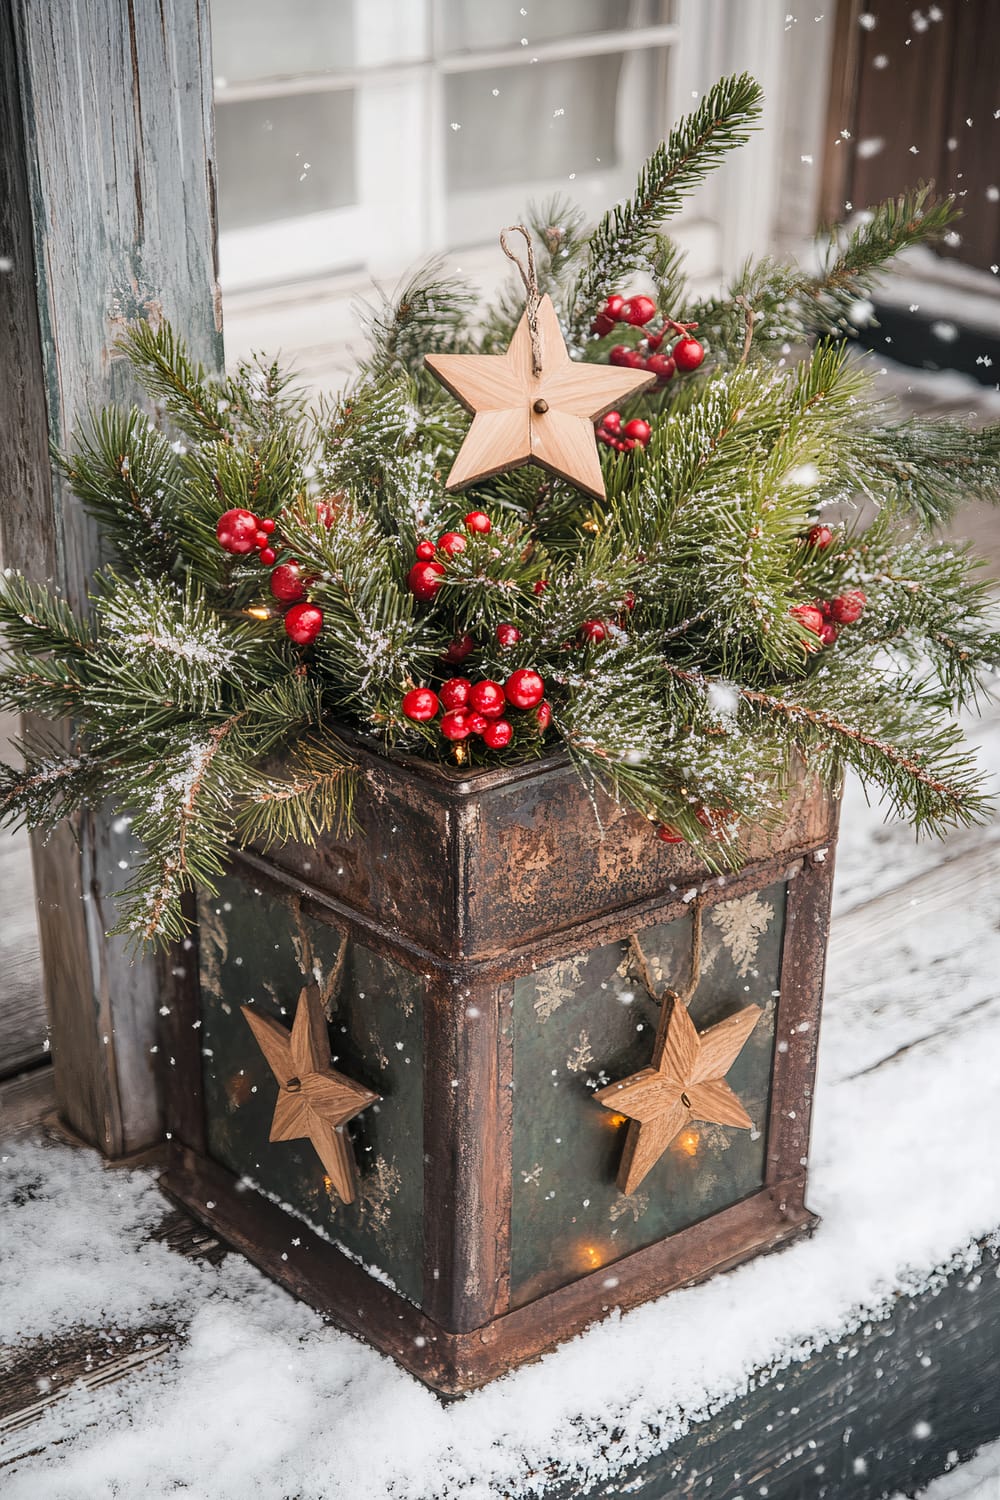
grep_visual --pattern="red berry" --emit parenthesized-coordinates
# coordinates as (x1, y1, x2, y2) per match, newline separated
(254, 530, 270, 549)
(816, 599, 834, 620)
(644, 329, 664, 352)
(604, 294, 626, 321)
(621, 591, 636, 613)
(610, 345, 646, 369)
(408, 560, 446, 601)
(791, 604, 825, 636)
(402, 687, 440, 722)
(315, 498, 340, 528)
(259, 518, 276, 535)
(466, 712, 490, 735)
(443, 633, 474, 664)
(440, 710, 471, 742)
(505, 668, 545, 710)
(656, 823, 685, 844)
(535, 701, 552, 731)
(623, 418, 652, 447)
(437, 531, 467, 558)
(415, 539, 436, 561)
(216, 508, 260, 555)
(496, 623, 522, 648)
(621, 296, 656, 327)
(469, 680, 506, 717)
(592, 313, 616, 338)
(829, 589, 866, 624)
(440, 677, 472, 711)
(464, 511, 492, 535)
(283, 603, 323, 645)
(672, 336, 705, 372)
(580, 619, 608, 642)
(602, 410, 622, 435)
(533, 579, 548, 596)
(645, 354, 676, 384)
(482, 718, 513, 749)
(807, 525, 834, 551)
(819, 622, 839, 647)
(258, 547, 276, 566)
(270, 562, 307, 603)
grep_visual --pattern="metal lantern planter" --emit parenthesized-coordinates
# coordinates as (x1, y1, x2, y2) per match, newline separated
(161, 736, 839, 1396)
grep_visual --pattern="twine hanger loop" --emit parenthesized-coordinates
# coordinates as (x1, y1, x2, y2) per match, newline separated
(499, 224, 543, 378)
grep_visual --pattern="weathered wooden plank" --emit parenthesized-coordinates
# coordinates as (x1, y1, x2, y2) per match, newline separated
(0, 0, 222, 1154)
(543, 1238, 1000, 1500)
(0, 1064, 56, 1138)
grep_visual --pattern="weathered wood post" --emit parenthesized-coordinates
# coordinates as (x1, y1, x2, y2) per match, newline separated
(0, 0, 221, 1154)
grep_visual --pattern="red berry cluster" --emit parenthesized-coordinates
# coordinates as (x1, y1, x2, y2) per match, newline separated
(401, 669, 550, 751)
(596, 411, 652, 452)
(215, 507, 325, 646)
(408, 511, 492, 602)
(216, 507, 277, 565)
(791, 589, 867, 649)
(592, 293, 705, 386)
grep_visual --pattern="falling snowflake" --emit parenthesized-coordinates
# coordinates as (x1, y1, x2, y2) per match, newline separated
(711, 892, 775, 977)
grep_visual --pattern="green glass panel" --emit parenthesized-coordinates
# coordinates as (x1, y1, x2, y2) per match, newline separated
(510, 881, 786, 1305)
(198, 873, 423, 1304)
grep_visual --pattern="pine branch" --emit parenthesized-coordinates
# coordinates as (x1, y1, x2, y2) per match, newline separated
(357, 261, 477, 379)
(665, 661, 987, 832)
(234, 732, 356, 847)
(0, 571, 94, 657)
(115, 322, 231, 441)
(567, 73, 764, 337)
(842, 416, 1000, 526)
(59, 408, 186, 579)
(0, 737, 108, 830)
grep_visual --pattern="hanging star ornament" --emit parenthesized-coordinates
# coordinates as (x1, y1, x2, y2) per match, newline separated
(242, 986, 379, 1204)
(595, 995, 762, 1194)
(425, 286, 655, 501)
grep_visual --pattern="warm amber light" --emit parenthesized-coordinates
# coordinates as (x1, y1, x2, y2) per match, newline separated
(245, 606, 273, 620)
(605, 1112, 627, 1129)
(675, 1128, 701, 1157)
(323, 1174, 335, 1198)
(579, 1244, 604, 1270)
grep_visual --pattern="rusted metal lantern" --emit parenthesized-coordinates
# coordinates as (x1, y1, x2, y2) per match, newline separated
(161, 737, 839, 1395)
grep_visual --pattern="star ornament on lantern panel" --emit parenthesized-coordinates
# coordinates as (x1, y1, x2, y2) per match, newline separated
(595, 994, 762, 1195)
(242, 986, 379, 1205)
(424, 294, 655, 501)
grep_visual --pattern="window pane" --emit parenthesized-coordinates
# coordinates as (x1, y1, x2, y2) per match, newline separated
(440, 0, 666, 54)
(211, 0, 356, 83)
(445, 51, 660, 194)
(215, 92, 357, 231)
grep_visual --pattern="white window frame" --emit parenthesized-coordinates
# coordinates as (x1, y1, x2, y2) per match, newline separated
(215, 2, 685, 291)
(215, 0, 797, 384)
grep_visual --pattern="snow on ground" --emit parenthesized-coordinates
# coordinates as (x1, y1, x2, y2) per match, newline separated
(2, 723, 999, 1498)
(890, 1437, 1000, 1500)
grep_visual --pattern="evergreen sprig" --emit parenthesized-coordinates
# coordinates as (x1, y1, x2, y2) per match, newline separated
(567, 73, 764, 339)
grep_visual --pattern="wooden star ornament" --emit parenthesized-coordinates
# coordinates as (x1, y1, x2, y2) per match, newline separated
(424, 294, 655, 501)
(242, 986, 379, 1205)
(595, 995, 762, 1195)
